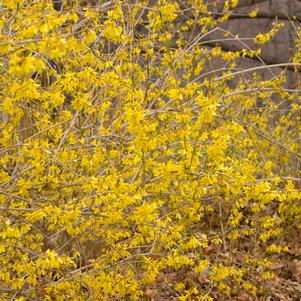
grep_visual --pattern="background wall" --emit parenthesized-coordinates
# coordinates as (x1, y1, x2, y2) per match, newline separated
(199, 0, 301, 88)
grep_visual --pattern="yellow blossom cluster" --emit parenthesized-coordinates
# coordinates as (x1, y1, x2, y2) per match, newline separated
(0, 0, 301, 300)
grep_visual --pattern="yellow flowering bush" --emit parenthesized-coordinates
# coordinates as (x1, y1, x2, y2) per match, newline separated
(0, 0, 301, 300)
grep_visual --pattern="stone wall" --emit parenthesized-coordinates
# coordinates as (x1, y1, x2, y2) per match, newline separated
(200, 0, 301, 88)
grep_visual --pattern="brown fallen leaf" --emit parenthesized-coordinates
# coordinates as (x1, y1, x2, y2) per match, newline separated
(289, 259, 301, 281)
(145, 288, 157, 299)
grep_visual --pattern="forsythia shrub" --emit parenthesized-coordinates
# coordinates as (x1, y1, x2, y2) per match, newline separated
(0, 0, 301, 300)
